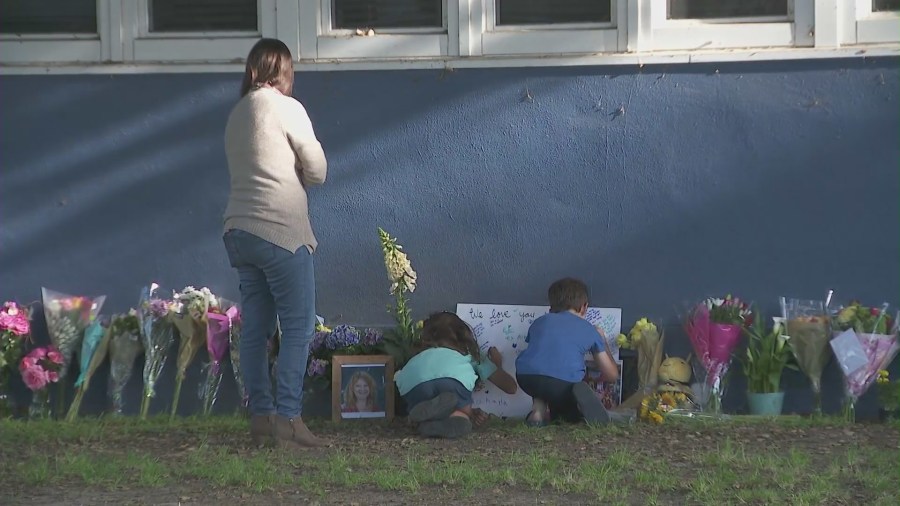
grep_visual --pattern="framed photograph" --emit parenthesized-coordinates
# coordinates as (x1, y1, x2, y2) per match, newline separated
(331, 355, 395, 422)
(584, 359, 624, 409)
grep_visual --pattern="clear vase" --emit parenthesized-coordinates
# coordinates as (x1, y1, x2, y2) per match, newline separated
(29, 389, 51, 420)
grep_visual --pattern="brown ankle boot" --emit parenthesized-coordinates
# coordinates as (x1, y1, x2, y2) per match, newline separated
(273, 415, 329, 448)
(249, 414, 275, 448)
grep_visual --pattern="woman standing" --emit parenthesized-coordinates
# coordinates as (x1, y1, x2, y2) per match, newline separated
(222, 38, 327, 448)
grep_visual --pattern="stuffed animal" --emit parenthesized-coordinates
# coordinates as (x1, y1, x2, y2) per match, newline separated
(657, 355, 693, 396)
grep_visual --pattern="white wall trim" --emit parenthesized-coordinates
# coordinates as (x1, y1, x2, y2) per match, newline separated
(2, 45, 896, 75)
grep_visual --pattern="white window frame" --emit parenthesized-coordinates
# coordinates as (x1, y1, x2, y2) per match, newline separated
(469, 0, 625, 56)
(122, 0, 277, 62)
(0, 0, 117, 64)
(636, 0, 814, 51)
(304, 0, 453, 59)
(841, 0, 900, 45)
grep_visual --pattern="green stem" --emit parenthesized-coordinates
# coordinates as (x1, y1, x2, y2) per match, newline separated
(56, 381, 66, 420)
(170, 376, 183, 421)
(140, 389, 151, 420)
(65, 386, 85, 422)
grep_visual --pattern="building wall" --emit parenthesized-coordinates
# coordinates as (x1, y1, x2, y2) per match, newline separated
(1, 57, 897, 417)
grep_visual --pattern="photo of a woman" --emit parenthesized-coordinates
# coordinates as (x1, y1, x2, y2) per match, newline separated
(341, 366, 384, 418)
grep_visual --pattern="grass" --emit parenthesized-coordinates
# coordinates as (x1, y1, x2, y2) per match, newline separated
(2, 415, 897, 505)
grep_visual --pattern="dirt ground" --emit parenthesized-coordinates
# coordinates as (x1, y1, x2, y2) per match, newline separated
(9, 419, 900, 506)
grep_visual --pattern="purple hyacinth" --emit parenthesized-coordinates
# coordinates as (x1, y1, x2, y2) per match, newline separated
(310, 330, 328, 352)
(307, 358, 327, 377)
(325, 325, 360, 350)
(362, 328, 383, 346)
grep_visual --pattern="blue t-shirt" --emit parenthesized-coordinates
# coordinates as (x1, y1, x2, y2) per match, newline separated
(515, 311, 604, 383)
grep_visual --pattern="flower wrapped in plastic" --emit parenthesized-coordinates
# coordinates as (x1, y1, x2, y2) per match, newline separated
(65, 316, 112, 421)
(683, 295, 751, 415)
(781, 297, 831, 415)
(41, 288, 106, 413)
(830, 303, 898, 422)
(19, 345, 63, 419)
(107, 310, 143, 415)
(169, 286, 215, 419)
(198, 297, 238, 416)
(639, 391, 696, 424)
(228, 309, 247, 413)
(138, 283, 176, 419)
(617, 317, 665, 409)
(0, 301, 31, 418)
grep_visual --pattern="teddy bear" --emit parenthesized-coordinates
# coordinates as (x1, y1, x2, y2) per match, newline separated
(656, 355, 694, 397)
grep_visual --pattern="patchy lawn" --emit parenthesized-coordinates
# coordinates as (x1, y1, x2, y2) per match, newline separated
(3, 415, 898, 505)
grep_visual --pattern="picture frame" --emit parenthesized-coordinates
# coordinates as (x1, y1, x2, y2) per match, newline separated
(584, 359, 624, 409)
(331, 355, 395, 422)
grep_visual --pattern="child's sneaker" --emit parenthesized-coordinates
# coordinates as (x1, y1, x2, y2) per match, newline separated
(408, 392, 458, 423)
(573, 382, 610, 424)
(417, 415, 473, 439)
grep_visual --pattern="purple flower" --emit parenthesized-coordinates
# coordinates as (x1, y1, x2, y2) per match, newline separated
(148, 299, 170, 318)
(310, 331, 328, 352)
(362, 328, 383, 347)
(325, 325, 360, 350)
(307, 358, 327, 377)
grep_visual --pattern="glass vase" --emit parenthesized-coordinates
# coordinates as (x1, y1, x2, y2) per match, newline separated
(29, 389, 51, 419)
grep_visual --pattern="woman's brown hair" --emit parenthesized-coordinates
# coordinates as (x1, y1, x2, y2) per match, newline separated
(240, 38, 294, 97)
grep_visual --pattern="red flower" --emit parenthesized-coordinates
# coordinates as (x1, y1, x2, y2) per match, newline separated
(870, 308, 880, 316)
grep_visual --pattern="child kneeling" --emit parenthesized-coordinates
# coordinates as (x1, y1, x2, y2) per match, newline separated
(516, 278, 620, 426)
(395, 312, 517, 438)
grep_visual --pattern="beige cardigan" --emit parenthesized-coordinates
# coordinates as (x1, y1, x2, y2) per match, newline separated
(223, 87, 327, 253)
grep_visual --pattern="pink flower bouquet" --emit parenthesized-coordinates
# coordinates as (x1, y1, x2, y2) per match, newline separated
(0, 301, 31, 417)
(684, 295, 752, 415)
(19, 345, 63, 419)
(198, 299, 238, 416)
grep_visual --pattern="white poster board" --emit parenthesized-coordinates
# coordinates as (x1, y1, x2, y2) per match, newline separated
(456, 304, 622, 419)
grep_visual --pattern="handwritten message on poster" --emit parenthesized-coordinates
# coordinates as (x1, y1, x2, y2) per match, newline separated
(456, 304, 622, 418)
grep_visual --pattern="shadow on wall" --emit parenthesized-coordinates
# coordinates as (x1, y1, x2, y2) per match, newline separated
(0, 58, 897, 417)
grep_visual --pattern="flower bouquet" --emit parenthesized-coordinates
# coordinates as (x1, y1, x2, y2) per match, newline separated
(138, 283, 176, 419)
(0, 301, 31, 418)
(617, 317, 665, 409)
(107, 310, 143, 415)
(20, 345, 63, 419)
(305, 323, 384, 391)
(228, 308, 247, 413)
(169, 286, 215, 420)
(683, 295, 752, 415)
(875, 370, 899, 421)
(198, 298, 238, 416)
(639, 391, 696, 424)
(781, 297, 831, 415)
(378, 228, 420, 370)
(41, 288, 106, 416)
(65, 316, 112, 421)
(830, 302, 898, 422)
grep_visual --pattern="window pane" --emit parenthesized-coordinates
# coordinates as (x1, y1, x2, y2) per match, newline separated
(497, 0, 611, 25)
(0, 0, 96, 34)
(333, 0, 443, 29)
(873, 0, 900, 11)
(668, 0, 788, 20)
(150, 0, 258, 32)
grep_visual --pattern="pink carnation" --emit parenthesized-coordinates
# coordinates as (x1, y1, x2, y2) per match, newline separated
(22, 366, 49, 391)
(47, 349, 63, 365)
(19, 356, 38, 372)
(47, 371, 60, 383)
(28, 347, 47, 360)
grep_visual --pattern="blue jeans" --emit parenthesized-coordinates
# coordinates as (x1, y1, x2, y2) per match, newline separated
(402, 378, 473, 412)
(223, 229, 316, 419)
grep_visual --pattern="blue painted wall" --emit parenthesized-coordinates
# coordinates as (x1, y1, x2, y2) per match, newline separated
(1, 57, 898, 418)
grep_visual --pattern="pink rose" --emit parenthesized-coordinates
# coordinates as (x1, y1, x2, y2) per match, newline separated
(28, 347, 47, 360)
(47, 371, 59, 383)
(19, 356, 37, 372)
(22, 366, 49, 391)
(47, 349, 63, 365)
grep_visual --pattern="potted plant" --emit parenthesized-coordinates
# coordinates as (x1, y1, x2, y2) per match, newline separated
(740, 310, 795, 416)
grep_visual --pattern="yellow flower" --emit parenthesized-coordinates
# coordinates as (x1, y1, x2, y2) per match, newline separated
(660, 393, 676, 406)
(649, 412, 664, 424)
(616, 334, 629, 348)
